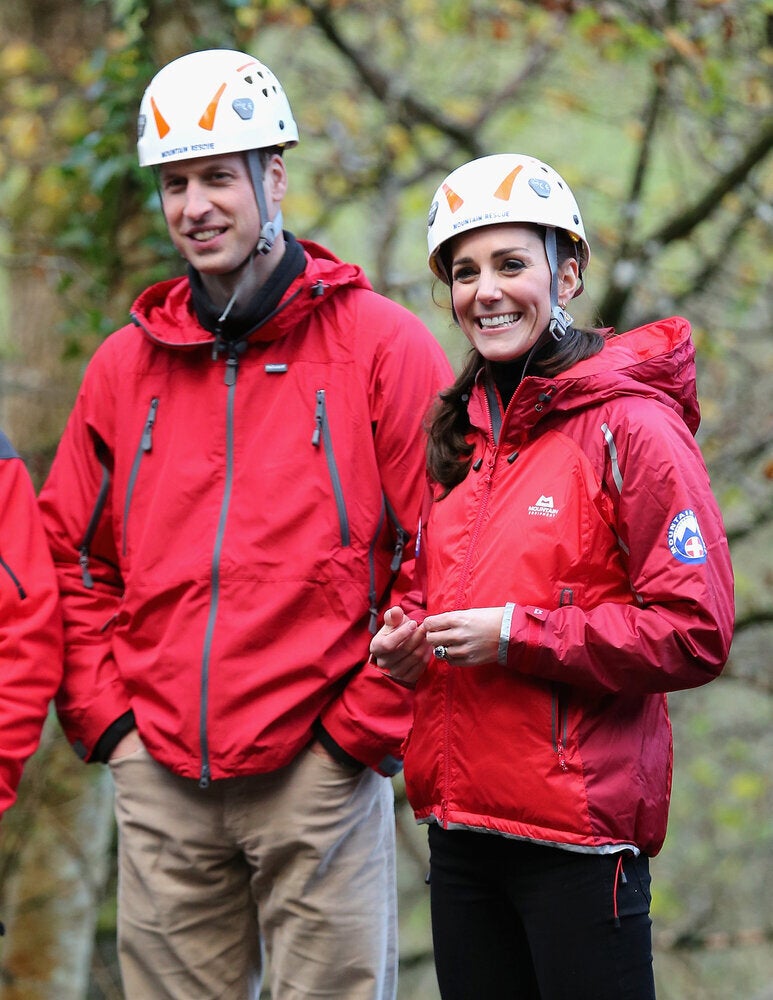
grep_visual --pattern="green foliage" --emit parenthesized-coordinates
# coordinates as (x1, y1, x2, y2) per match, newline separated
(0, 5, 771, 994)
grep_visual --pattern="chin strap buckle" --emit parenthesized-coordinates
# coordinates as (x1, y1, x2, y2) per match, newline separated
(549, 303, 573, 341)
(257, 209, 283, 255)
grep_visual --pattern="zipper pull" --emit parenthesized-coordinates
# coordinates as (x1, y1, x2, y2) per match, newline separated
(78, 547, 94, 589)
(556, 740, 569, 772)
(141, 398, 159, 451)
(312, 389, 324, 446)
(368, 596, 379, 635)
(199, 763, 211, 789)
(390, 528, 408, 573)
(224, 354, 239, 387)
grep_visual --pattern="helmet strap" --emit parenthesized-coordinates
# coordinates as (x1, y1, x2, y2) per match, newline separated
(246, 149, 283, 255)
(544, 228, 573, 341)
(211, 149, 282, 323)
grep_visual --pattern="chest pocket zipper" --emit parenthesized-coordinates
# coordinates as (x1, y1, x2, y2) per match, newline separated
(312, 389, 350, 546)
(123, 398, 159, 556)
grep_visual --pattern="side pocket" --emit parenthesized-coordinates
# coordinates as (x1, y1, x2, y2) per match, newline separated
(0, 554, 26, 599)
(615, 853, 652, 920)
(551, 686, 569, 773)
(78, 449, 112, 589)
(551, 586, 575, 772)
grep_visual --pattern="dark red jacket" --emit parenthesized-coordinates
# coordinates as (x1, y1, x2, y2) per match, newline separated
(404, 318, 734, 856)
(0, 432, 63, 816)
(38, 241, 452, 782)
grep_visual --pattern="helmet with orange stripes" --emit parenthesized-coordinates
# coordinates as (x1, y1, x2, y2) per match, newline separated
(137, 48, 298, 167)
(427, 153, 590, 286)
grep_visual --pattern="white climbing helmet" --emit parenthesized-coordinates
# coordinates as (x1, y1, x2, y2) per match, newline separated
(137, 48, 298, 167)
(427, 153, 590, 285)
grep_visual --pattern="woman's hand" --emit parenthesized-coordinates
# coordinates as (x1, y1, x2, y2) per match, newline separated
(370, 606, 430, 688)
(423, 607, 505, 666)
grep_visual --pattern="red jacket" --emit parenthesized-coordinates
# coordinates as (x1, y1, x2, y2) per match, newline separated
(0, 432, 63, 817)
(38, 241, 452, 782)
(404, 318, 734, 856)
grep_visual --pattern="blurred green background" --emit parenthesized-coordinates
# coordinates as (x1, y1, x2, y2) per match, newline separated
(1, 1, 771, 997)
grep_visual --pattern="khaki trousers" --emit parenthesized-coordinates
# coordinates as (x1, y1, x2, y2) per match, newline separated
(109, 744, 398, 999)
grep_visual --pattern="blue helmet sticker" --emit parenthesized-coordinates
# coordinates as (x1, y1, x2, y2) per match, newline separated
(528, 177, 551, 199)
(667, 508, 707, 564)
(232, 98, 255, 121)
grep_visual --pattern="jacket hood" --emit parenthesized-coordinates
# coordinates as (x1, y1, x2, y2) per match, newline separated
(129, 239, 372, 348)
(472, 317, 701, 439)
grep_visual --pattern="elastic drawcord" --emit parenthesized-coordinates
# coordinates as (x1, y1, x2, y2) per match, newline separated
(613, 853, 625, 927)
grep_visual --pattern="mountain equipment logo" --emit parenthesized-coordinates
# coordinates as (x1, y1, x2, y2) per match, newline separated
(528, 494, 559, 518)
(667, 508, 707, 565)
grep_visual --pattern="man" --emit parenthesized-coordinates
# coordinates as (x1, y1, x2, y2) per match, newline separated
(38, 49, 452, 999)
(0, 431, 62, 824)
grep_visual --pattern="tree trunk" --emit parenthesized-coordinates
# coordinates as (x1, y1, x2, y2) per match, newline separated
(0, 722, 114, 1000)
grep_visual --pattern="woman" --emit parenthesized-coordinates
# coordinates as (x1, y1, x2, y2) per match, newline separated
(370, 154, 735, 999)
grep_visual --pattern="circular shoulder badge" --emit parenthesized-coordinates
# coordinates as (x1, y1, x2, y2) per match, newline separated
(667, 508, 707, 565)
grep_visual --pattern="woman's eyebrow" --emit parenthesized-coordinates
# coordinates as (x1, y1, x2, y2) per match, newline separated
(452, 246, 532, 266)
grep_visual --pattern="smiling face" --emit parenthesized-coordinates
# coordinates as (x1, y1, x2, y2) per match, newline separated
(449, 223, 579, 363)
(158, 152, 287, 304)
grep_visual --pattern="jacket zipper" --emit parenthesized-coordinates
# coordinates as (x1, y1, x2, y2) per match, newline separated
(312, 389, 350, 546)
(367, 498, 386, 634)
(365, 495, 410, 635)
(79, 455, 111, 589)
(441, 438, 498, 825)
(552, 697, 569, 772)
(198, 347, 239, 788)
(122, 397, 159, 556)
(384, 495, 409, 575)
(0, 556, 26, 599)
(552, 588, 574, 771)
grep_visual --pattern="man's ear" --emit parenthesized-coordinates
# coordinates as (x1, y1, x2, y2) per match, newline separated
(265, 153, 288, 203)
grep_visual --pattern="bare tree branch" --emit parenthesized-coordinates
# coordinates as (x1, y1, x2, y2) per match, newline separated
(599, 117, 773, 325)
(299, 0, 485, 153)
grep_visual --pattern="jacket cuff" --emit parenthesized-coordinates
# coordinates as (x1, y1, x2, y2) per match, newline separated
(89, 710, 137, 763)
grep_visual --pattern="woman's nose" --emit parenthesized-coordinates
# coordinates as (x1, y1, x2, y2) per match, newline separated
(476, 270, 503, 303)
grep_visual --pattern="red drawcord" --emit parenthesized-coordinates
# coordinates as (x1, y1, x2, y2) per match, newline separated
(613, 854, 625, 927)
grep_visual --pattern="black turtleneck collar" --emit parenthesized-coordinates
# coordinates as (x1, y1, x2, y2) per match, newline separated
(488, 337, 556, 411)
(188, 231, 306, 341)
(488, 360, 523, 412)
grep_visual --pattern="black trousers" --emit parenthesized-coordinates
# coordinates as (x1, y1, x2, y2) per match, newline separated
(428, 824, 657, 1000)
